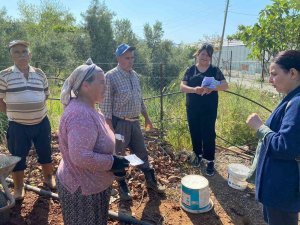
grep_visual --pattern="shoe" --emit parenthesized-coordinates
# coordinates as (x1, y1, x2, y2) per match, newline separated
(111, 188, 118, 196)
(190, 154, 202, 168)
(206, 161, 215, 177)
(118, 180, 132, 201)
(44, 175, 57, 190)
(144, 168, 165, 194)
(13, 187, 25, 201)
(146, 181, 166, 193)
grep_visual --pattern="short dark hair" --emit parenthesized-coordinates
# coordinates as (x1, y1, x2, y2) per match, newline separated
(272, 50, 300, 72)
(194, 43, 214, 58)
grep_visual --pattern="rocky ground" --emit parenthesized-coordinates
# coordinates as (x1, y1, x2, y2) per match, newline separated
(1, 131, 268, 225)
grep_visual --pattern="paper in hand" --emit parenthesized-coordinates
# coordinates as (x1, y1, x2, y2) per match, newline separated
(115, 134, 125, 142)
(124, 154, 144, 166)
(201, 76, 220, 89)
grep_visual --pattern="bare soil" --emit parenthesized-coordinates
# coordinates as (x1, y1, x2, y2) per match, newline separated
(1, 132, 267, 225)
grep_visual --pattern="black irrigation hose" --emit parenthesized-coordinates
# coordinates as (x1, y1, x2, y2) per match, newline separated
(143, 91, 182, 101)
(144, 90, 273, 155)
(5, 178, 152, 225)
(144, 90, 272, 112)
(48, 89, 272, 155)
(224, 90, 272, 112)
(47, 77, 66, 82)
(48, 97, 60, 101)
(216, 135, 255, 156)
(150, 117, 255, 156)
(47, 76, 273, 113)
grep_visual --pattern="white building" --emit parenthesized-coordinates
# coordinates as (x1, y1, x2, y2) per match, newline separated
(213, 40, 262, 76)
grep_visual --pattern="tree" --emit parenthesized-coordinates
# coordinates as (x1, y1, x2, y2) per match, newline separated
(0, 9, 27, 70)
(113, 19, 138, 47)
(18, 0, 78, 76)
(144, 21, 164, 59)
(228, 0, 300, 63)
(142, 21, 184, 90)
(82, 0, 115, 70)
(142, 21, 164, 89)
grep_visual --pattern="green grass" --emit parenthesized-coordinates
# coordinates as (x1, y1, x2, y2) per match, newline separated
(47, 80, 64, 131)
(217, 83, 279, 149)
(47, 100, 63, 131)
(142, 82, 280, 153)
(0, 113, 8, 142)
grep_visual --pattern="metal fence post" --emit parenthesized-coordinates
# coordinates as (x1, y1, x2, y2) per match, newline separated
(261, 50, 265, 88)
(159, 63, 164, 139)
(229, 50, 232, 80)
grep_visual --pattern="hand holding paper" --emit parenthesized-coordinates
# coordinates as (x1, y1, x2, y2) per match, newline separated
(124, 154, 144, 166)
(115, 134, 125, 142)
(201, 76, 220, 89)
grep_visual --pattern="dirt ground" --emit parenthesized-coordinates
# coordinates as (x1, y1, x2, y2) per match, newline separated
(1, 132, 267, 225)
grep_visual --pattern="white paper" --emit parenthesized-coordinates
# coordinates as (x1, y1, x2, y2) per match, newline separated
(115, 134, 125, 142)
(201, 76, 221, 89)
(124, 154, 144, 166)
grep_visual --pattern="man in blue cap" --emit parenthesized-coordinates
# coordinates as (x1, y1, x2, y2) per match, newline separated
(101, 43, 165, 200)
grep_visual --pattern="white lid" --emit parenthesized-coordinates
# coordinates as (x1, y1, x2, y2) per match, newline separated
(181, 175, 209, 189)
(228, 163, 250, 177)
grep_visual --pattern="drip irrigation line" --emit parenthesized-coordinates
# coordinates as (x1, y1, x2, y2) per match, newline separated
(143, 90, 272, 113)
(48, 97, 60, 101)
(216, 135, 254, 156)
(47, 77, 66, 81)
(150, 117, 255, 156)
(143, 91, 181, 101)
(4, 178, 152, 225)
(47, 89, 272, 156)
(224, 90, 272, 112)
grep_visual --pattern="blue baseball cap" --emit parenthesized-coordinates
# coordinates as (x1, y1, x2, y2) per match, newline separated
(115, 43, 135, 57)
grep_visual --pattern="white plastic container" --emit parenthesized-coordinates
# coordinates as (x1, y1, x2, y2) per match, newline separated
(227, 163, 250, 190)
(180, 175, 213, 213)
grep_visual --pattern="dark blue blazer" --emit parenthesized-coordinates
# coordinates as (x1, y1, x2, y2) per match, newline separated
(256, 85, 300, 212)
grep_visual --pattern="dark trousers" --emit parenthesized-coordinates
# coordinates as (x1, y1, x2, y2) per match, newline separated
(263, 205, 298, 225)
(112, 116, 150, 170)
(187, 108, 217, 161)
(7, 116, 52, 171)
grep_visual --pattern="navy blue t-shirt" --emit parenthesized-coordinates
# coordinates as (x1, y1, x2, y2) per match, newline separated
(182, 64, 225, 111)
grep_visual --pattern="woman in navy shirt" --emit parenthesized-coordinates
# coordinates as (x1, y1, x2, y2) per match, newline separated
(180, 43, 228, 176)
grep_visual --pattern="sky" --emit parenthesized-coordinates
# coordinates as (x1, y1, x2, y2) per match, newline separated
(0, 0, 273, 44)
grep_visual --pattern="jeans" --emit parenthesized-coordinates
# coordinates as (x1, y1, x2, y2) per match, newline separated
(263, 205, 298, 225)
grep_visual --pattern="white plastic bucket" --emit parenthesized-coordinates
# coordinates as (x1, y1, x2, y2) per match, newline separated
(180, 175, 213, 213)
(227, 163, 250, 190)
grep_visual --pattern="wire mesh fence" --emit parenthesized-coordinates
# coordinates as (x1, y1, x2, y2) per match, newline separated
(0, 59, 278, 151)
(45, 61, 279, 152)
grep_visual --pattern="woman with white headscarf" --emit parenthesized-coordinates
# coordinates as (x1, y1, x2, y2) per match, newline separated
(56, 59, 130, 225)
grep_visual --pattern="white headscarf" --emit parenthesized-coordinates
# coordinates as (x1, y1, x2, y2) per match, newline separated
(60, 58, 103, 107)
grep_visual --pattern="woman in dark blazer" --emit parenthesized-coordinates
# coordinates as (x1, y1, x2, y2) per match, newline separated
(246, 50, 300, 225)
